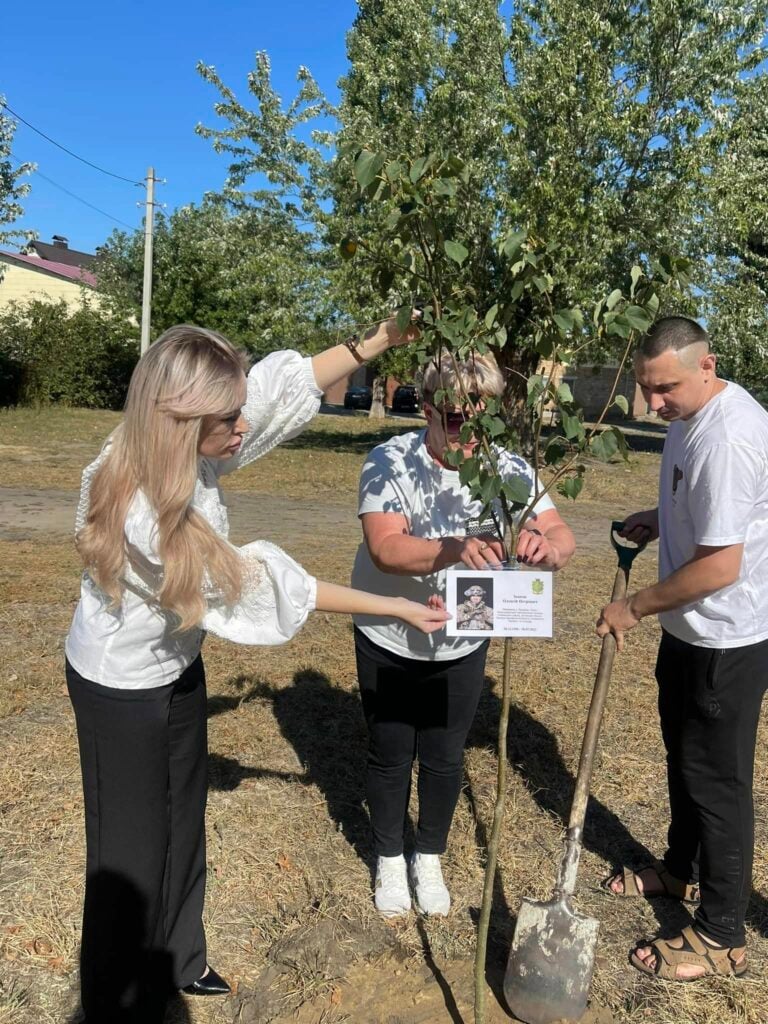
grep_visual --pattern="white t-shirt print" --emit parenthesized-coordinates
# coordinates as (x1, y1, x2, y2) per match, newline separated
(658, 382, 768, 648)
(351, 429, 554, 661)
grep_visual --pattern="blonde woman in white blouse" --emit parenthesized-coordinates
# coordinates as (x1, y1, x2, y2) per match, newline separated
(65, 320, 446, 1023)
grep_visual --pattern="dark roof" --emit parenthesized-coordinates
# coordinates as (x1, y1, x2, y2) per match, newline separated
(26, 240, 97, 269)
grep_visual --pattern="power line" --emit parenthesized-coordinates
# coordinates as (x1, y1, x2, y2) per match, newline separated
(10, 155, 137, 232)
(1, 100, 142, 185)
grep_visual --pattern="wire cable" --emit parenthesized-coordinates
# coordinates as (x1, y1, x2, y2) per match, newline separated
(10, 155, 137, 232)
(1, 100, 142, 185)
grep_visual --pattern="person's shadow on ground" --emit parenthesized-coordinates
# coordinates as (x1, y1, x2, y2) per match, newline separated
(65, 870, 192, 1024)
(208, 667, 768, 971)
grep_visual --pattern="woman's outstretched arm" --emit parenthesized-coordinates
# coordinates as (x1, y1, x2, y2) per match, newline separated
(315, 581, 450, 635)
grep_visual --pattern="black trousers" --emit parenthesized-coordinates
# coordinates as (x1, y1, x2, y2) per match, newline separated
(66, 656, 208, 1023)
(656, 630, 768, 946)
(354, 628, 488, 857)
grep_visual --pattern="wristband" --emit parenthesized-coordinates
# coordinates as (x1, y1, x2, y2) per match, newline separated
(343, 335, 365, 364)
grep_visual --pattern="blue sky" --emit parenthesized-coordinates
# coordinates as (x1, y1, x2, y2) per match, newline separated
(2, 0, 358, 254)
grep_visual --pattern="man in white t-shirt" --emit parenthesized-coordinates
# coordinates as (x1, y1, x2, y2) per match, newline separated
(351, 353, 575, 919)
(597, 315, 768, 982)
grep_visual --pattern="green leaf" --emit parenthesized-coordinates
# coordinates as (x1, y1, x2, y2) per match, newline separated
(444, 240, 469, 265)
(503, 230, 527, 258)
(557, 382, 574, 404)
(606, 315, 631, 338)
(480, 474, 502, 504)
(532, 275, 551, 294)
(509, 280, 525, 302)
(544, 440, 567, 465)
(502, 476, 530, 507)
(590, 430, 619, 462)
(557, 477, 584, 501)
(459, 460, 479, 489)
(433, 178, 457, 197)
(605, 288, 623, 311)
(482, 415, 507, 438)
(645, 292, 660, 316)
(396, 305, 412, 333)
(614, 394, 629, 415)
(553, 311, 574, 334)
(624, 305, 652, 332)
(630, 265, 643, 296)
(484, 303, 499, 329)
(355, 150, 384, 189)
(443, 448, 464, 467)
(385, 160, 403, 181)
(410, 155, 433, 183)
(561, 412, 583, 440)
(494, 326, 508, 346)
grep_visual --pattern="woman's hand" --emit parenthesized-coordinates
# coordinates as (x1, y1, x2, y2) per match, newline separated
(456, 535, 505, 570)
(372, 309, 422, 349)
(515, 528, 559, 567)
(395, 597, 451, 634)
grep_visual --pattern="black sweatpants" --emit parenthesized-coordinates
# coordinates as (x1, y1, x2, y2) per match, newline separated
(354, 628, 488, 857)
(656, 630, 768, 946)
(66, 656, 208, 1023)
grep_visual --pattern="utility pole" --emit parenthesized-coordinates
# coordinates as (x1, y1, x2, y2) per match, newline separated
(140, 167, 157, 355)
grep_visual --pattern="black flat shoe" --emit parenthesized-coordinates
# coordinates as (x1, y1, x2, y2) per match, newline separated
(181, 965, 231, 996)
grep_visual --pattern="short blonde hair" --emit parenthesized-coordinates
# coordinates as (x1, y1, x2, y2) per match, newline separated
(420, 352, 504, 405)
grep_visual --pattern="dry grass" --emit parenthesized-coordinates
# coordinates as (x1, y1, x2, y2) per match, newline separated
(0, 408, 766, 1024)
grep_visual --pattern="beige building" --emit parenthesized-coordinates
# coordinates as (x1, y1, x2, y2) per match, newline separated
(0, 236, 98, 311)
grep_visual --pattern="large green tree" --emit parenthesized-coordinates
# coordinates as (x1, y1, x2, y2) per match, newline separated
(705, 73, 768, 392)
(196, 0, 768, 414)
(334, 0, 767, 379)
(96, 196, 330, 357)
(0, 98, 34, 261)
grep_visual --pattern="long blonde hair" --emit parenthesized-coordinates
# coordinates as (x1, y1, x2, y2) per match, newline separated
(77, 325, 249, 630)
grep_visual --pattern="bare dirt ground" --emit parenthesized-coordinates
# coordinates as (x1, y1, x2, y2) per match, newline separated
(0, 410, 766, 1024)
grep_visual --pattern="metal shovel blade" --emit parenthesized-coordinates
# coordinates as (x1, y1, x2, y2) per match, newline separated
(504, 895, 599, 1024)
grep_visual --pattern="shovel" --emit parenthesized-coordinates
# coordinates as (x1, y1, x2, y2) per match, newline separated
(503, 521, 647, 1024)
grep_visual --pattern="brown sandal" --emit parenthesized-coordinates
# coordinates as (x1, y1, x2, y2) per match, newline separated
(630, 925, 747, 981)
(602, 858, 700, 903)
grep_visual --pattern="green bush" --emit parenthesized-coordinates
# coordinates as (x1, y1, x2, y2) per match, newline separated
(0, 299, 139, 408)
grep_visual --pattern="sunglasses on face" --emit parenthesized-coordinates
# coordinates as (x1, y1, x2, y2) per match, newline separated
(428, 393, 484, 430)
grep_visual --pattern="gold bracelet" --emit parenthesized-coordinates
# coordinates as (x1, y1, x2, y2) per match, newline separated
(343, 334, 365, 364)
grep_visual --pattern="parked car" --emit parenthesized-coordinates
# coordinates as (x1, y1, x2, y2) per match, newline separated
(392, 384, 420, 414)
(344, 385, 373, 410)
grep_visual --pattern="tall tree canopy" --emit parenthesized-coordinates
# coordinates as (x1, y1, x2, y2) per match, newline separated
(195, 0, 768, 392)
(0, 98, 34, 259)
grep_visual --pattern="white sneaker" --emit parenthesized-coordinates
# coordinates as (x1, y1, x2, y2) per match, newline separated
(409, 853, 451, 916)
(374, 855, 412, 917)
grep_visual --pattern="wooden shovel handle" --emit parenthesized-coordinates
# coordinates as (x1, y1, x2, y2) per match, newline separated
(554, 564, 629, 898)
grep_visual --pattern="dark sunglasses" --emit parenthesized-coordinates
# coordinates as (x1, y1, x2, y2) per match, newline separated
(428, 393, 483, 429)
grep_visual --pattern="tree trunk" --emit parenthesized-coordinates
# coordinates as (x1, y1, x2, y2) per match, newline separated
(368, 374, 386, 419)
(497, 346, 540, 456)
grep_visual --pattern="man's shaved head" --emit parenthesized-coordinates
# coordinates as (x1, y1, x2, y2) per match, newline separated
(636, 316, 710, 369)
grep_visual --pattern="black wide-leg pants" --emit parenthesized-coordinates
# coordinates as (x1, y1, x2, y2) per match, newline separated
(354, 627, 488, 857)
(656, 630, 768, 947)
(66, 656, 208, 1023)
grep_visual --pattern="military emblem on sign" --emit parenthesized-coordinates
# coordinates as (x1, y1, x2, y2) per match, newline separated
(531, 579, 544, 595)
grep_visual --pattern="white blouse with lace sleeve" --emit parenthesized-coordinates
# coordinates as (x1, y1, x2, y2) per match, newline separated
(65, 349, 321, 690)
